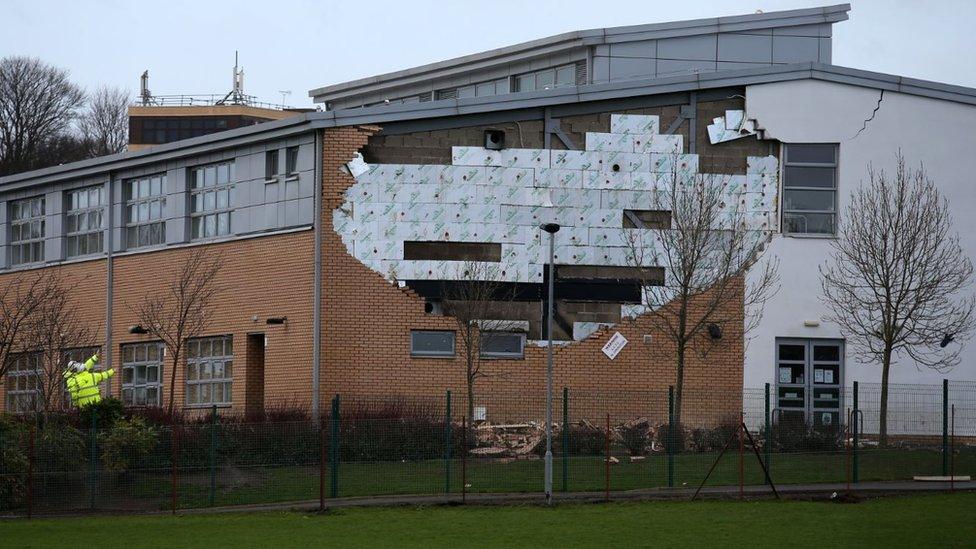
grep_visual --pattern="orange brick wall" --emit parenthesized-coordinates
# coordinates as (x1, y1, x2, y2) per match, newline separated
(320, 126, 744, 424)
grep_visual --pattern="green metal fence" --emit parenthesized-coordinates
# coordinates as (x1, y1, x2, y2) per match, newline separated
(1, 381, 973, 517)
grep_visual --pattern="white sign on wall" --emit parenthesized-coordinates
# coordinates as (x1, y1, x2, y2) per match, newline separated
(602, 332, 628, 360)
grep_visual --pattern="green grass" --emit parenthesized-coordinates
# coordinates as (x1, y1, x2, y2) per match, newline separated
(15, 447, 971, 513)
(3, 493, 975, 548)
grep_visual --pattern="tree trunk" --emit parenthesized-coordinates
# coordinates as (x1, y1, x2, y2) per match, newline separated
(168, 351, 179, 416)
(466, 341, 475, 423)
(879, 347, 892, 447)
(674, 343, 685, 430)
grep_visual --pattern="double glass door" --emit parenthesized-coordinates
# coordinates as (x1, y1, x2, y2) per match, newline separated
(776, 339, 844, 428)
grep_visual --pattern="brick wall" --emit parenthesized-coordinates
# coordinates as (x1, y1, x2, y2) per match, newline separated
(322, 124, 745, 424)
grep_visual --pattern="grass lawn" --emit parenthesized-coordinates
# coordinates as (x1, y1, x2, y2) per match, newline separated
(2, 492, 974, 548)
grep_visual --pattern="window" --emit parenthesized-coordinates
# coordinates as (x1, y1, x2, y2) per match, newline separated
(124, 174, 167, 248)
(10, 196, 45, 265)
(185, 336, 233, 407)
(189, 160, 235, 239)
(265, 150, 279, 180)
(514, 62, 584, 92)
(403, 241, 501, 262)
(4, 353, 40, 413)
(121, 342, 164, 406)
(782, 144, 837, 235)
(411, 330, 455, 357)
(480, 332, 525, 359)
(286, 146, 299, 176)
(65, 186, 106, 257)
(775, 339, 844, 427)
(436, 79, 508, 101)
(623, 210, 671, 230)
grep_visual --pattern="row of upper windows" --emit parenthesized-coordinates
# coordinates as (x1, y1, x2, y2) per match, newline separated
(361, 62, 586, 108)
(6, 147, 302, 267)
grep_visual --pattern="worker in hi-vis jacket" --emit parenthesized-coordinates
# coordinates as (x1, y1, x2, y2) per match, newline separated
(64, 354, 114, 408)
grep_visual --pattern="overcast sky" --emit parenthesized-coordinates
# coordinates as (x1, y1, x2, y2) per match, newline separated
(2, 0, 974, 108)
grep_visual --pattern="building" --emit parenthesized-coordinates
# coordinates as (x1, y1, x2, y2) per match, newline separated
(1, 4, 973, 426)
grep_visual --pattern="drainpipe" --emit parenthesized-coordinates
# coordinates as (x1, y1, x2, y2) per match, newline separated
(105, 173, 115, 394)
(312, 130, 323, 420)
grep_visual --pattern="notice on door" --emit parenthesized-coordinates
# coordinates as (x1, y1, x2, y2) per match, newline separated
(602, 332, 628, 360)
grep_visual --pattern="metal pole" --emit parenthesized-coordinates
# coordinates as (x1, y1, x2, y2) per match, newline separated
(542, 223, 559, 505)
(853, 381, 859, 484)
(605, 412, 610, 503)
(209, 405, 217, 507)
(462, 416, 467, 504)
(667, 386, 674, 488)
(444, 390, 452, 495)
(89, 409, 97, 510)
(330, 395, 340, 498)
(950, 404, 955, 492)
(171, 425, 179, 515)
(562, 387, 568, 493)
(738, 411, 744, 500)
(942, 379, 949, 477)
(27, 426, 34, 520)
(764, 383, 771, 475)
(319, 418, 325, 511)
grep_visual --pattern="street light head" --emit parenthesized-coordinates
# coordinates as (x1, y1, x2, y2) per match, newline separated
(541, 223, 561, 234)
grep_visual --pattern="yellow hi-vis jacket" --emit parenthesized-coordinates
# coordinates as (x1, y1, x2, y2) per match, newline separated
(64, 354, 115, 408)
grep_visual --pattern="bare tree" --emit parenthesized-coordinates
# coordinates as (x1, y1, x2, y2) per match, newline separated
(441, 262, 519, 421)
(0, 56, 85, 176)
(130, 249, 222, 414)
(626, 154, 778, 427)
(80, 86, 129, 157)
(26, 274, 98, 416)
(821, 154, 974, 446)
(0, 272, 63, 381)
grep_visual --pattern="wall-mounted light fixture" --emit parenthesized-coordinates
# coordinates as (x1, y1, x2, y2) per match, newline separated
(128, 325, 149, 334)
(707, 323, 723, 340)
(484, 129, 505, 150)
(266, 317, 287, 325)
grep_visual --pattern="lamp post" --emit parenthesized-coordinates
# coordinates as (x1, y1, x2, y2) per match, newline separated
(540, 222, 560, 505)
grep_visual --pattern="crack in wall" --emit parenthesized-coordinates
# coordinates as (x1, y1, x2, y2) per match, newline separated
(851, 89, 885, 140)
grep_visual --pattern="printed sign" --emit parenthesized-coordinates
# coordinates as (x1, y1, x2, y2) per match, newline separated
(602, 332, 628, 360)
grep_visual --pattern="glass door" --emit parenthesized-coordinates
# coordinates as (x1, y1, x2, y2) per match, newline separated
(775, 339, 844, 427)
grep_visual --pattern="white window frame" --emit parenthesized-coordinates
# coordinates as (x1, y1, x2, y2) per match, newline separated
(4, 353, 41, 413)
(781, 144, 838, 236)
(121, 342, 164, 407)
(410, 330, 456, 358)
(480, 331, 526, 360)
(65, 185, 106, 258)
(10, 196, 45, 265)
(189, 160, 235, 240)
(185, 335, 233, 407)
(124, 173, 167, 249)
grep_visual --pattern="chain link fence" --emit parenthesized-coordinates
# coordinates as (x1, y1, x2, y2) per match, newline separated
(1, 381, 973, 517)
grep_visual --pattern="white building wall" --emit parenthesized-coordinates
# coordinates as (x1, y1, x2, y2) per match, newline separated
(744, 79, 976, 390)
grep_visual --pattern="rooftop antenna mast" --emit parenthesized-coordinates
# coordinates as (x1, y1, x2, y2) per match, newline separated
(139, 70, 154, 106)
(218, 51, 246, 105)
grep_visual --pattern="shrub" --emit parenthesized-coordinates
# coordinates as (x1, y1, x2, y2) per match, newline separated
(0, 435, 28, 510)
(618, 424, 650, 456)
(79, 398, 125, 429)
(688, 417, 739, 453)
(767, 419, 841, 452)
(36, 422, 86, 472)
(656, 422, 685, 454)
(99, 417, 159, 474)
(536, 423, 606, 457)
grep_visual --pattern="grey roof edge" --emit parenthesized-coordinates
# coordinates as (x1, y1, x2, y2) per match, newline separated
(9, 60, 976, 191)
(308, 3, 850, 102)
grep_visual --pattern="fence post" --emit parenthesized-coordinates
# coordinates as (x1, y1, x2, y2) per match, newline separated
(27, 426, 34, 520)
(329, 395, 340, 499)
(942, 379, 949, 477)
(462, 416, 467, 504)
(444, 390, 452, 495)
(319, 417, 325, 511)
(667, 386, 674, 489)
(89, 409, 98, 510)
(605, 412, 610, 503)
(852, 381, 859, 484)
(209, 405, 217, 507)
(562, 387, 568, 493)
(764, 383, 771, 474)
(171, 424, 179, 515)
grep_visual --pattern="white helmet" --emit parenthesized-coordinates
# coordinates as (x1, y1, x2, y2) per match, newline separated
(66, 360, 85, 374)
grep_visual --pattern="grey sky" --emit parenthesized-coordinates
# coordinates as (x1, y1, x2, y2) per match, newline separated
(2, 0, 974, 109)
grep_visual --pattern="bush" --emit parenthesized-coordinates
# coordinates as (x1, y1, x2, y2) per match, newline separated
(0, 434, 28, 510)
(36, 422, 86, 472)
(537, 423, 606, 457)
(656, 422, 685, 454)
(99, 417, 159, 474)
(618, 424, 649, 456)
(79, 398, 125, 429)
(688, 417, 739, 453)
(767, 419, 841, 452)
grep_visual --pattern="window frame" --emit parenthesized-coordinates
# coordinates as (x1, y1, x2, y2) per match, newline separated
(65, 185, 106, 258)
(124, 173, 167, 249)
(781, 143, 839, 236)
(265, 150, 279, 180)
(410, 330, 456, 358)
(188, 160, 235, 240)
(285, 146, 299, 176)
(121, 341, 165, 407)
(4, 353, 41, 413)
(185, 335, 233, 408)
(10, 196, 46, 266)
(479, 331, 526, 360)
